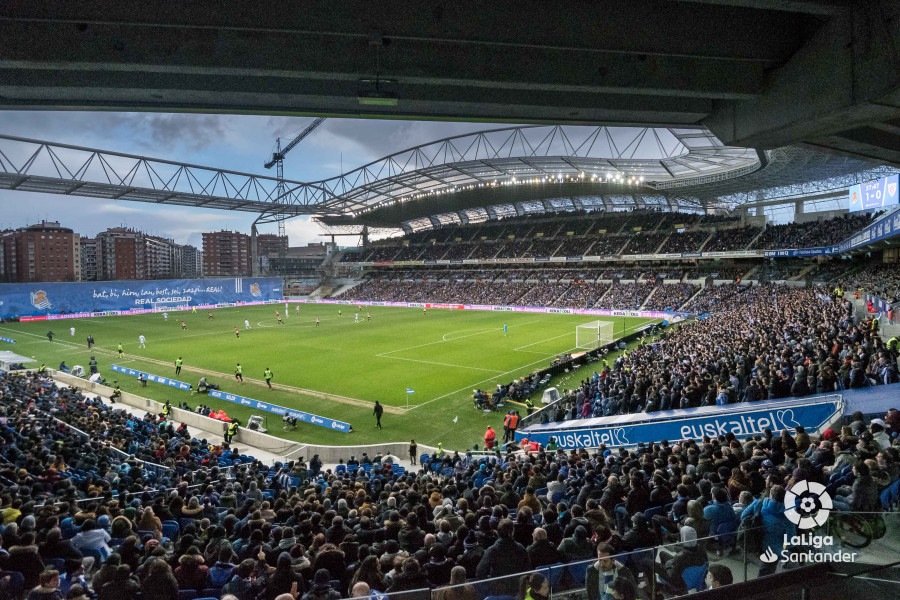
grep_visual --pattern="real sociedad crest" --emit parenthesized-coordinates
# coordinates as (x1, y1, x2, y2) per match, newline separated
(250, 283, 262, 297)
(30, 290, 52, 310)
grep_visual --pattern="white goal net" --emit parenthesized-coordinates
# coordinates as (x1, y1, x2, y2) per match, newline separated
(575, 320, 615, 350)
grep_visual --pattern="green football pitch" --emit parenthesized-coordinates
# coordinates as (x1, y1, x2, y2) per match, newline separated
(0, 305, 657, 448)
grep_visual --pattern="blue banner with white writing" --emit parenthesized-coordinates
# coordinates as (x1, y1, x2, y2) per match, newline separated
(208, 389, 351, 433)
(110, 364, 192, 391)
(0, 337, 15, 344)
(518, 398, 841, 450)
(0, 277, 282, 318)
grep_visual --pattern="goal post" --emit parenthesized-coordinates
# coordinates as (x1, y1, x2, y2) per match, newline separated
(575, 320, 615, 350)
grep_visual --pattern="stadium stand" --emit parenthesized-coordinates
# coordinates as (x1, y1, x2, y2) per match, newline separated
(342, 212, 877, 265)
(0, 363, 897, 600)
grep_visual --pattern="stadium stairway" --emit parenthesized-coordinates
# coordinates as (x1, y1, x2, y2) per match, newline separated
(638, 285, 659, 310)
(744, 227, 766, 250)
(681, 286, 705, 310)
(789, 263, 817, 281)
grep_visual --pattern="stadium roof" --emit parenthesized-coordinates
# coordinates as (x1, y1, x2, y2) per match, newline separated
(311, 126, 896, 229)
(1, 125, 895, 230)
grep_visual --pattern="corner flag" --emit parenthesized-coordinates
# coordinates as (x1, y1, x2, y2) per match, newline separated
(406, 388, 415, 394)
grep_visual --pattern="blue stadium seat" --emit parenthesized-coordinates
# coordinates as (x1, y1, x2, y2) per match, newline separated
(0, 571, 24, 599)
(335, 464, 346, 474)
(81, 547, 104, 564)
(881, 479, 900, 510)
(568, 560, 590, 586)
(682, 563, 708, 593)
(47, 557, 66, 572)
(547, 562, 566, 588)
(162, 521, 180, 541)
(178, 590, 198, 600)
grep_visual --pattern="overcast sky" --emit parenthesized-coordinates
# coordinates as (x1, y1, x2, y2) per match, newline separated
(0, 111, 495, 247)
(0, 112, 683, 247)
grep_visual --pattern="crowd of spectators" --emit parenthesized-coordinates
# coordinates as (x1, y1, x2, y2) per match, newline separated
(683, 267, 747, 281)
(517, 284, 572, 308)
(751, 213, 875, 251)
(1, 367, 897, 600)
(622, 233, 668, 255)
(347, 213, 876, 266)
(703, 227, 762, 252)
(750, 261, 808, 282)
(680, 284, 748, 315)
(340, 278, 671, 312)
(554, 284, 611, 309)
(846, 263, 900, 305)
(600, 283, 657, 311)
(658, 232, 711, 255)
(552, 285, 898, 423)
(643, 284, 700, 312)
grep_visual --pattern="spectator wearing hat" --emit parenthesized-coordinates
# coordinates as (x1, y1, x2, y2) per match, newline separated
(424, 544, 454, 586)
(557, 525, 593, 563)
(654, 525, 707, 595)
(302, 569, 341, 600)
(455, 531, 483, 579)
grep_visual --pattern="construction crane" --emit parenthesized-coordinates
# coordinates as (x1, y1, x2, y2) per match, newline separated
(264, 116, 326, 236)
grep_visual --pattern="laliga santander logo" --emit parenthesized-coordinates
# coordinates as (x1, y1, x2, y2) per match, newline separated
(759, 481, 838, 565)
(784, 480, 832, 530)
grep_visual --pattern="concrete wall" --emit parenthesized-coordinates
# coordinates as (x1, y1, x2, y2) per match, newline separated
(49, 369, 441, 463)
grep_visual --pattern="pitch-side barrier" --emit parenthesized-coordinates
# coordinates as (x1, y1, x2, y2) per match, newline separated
(518, 395, 844, 450)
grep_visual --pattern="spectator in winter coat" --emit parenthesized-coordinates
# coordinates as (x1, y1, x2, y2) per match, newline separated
(621, 514, 657, 551)
(743, 486, 796, 577)
(476, 520, 530, 597)
(70, 520, 112, 560)
(385, 559, 431, 600)
(654, 526, 707, 596)
(527, 528, 562, 568)
(27, 569, 63, 600)
(139, 559, 179, 600)
(98, 565, 141, 600)
(302, 569, 341, 600)
(174, 547, 209, 590)
(557, 525, 593, 563)
(833, 462, 880, 513)
(703, 488, 740, 549)
(586, 543, 636, 600)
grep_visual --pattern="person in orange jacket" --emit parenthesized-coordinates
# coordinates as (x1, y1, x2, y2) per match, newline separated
(484, 425, 496, 449)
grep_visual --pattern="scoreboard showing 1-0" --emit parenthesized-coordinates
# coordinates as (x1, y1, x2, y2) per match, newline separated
(848, 174, 899, 213)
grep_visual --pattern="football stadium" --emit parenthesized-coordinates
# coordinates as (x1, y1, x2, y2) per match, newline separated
(1, 3, 900, 600)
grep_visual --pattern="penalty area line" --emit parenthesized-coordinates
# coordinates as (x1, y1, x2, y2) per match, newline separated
(405, 316, 659, 411)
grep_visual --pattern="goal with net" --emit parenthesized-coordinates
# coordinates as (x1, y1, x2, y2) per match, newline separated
(575, 320, 615, 350)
